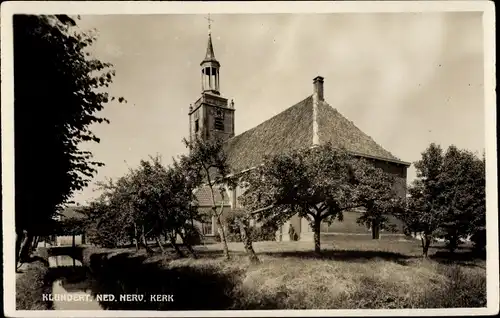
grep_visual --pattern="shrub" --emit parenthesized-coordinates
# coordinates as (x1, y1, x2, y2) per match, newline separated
(471, 228, 486, 253)
(16, 261, 52, 310)
(221, 214, 277, 243)
(182, 223, 203, 246)
(252, 224, 277, 242)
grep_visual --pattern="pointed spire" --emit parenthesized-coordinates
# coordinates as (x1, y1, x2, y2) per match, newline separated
(202, 14, 218, 64)
(204, 33, 216, 62)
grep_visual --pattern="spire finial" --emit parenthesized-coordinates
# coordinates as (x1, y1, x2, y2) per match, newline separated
(205, 14, 214, 35)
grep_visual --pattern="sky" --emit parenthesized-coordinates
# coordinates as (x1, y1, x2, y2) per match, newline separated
(71, 12, 485, 205)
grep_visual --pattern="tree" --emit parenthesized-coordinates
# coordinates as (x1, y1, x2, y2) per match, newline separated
(470, 154, 486, 253)
(83, 180, 134, 248)
(139, 155, 203, 258)
(438, 146, 486, 252)
(226, 210, 261, 264)
(239, 143, 400, 254)
(182, 136, 234, 260)
(14, 15, 125, 267)
(399, 143, 486, 257)
(399, 143, 445, 257)
(352, 159, 404, 239)
(84, 155, 204, 257)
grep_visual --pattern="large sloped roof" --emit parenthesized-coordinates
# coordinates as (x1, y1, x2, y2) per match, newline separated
(224, 96, 314, 173)
(223, 95, 407, 174)
(316, 101, 399, 161)
(195, 94, 409, 206)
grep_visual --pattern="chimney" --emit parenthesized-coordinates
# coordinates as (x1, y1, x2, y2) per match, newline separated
(313, 76, 324, 102)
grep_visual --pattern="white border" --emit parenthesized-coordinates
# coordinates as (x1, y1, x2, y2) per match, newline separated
(1, 1, 497, 317)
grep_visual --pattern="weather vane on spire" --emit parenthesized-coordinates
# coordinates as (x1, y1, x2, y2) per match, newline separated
(205, 13, 214, 35)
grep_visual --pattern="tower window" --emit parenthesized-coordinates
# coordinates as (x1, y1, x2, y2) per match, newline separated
(214, 118, 224, 131)
(194, 119, 199, 132)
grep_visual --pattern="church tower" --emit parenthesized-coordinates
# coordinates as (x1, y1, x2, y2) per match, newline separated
(189, 16, 235, 143)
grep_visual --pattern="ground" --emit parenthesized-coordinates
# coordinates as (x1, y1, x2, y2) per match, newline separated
(70, 235, 486, 310)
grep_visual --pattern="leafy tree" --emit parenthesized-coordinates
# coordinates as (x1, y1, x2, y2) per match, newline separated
(438, 146, 486, 252)
(135, 155, 202, 258)
(82, 184, 133, 248)
(84, 155, 204, 257)
(399, 143, 486, 256)
(14, 15, 125, 267)
(352, 159, 404, 239)
(226, 210, 261, 264)
(239, 143, 400, 254)
(182, 136, 234, 260)
(399, 143, 445, 257)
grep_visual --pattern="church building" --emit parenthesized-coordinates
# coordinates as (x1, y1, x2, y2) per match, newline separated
(189, 24, 411, 242)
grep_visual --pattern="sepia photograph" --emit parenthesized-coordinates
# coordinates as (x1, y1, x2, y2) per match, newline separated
(1, 1, 497, 317)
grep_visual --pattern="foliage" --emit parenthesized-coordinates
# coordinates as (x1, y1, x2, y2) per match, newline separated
(84, 155, 202, 253)
(54, 216, 87, 236)
(352, 158, 404, 237)
(398, 144, 486, 255)
(239, 143, 401, 253)
(397, 143, 446, 257)
(14, 14, 125, 263)
(16, 261, 52, 310)
(439, 147, 486, 251)
(182, 136, 234, 259)
(224, 213, 277, 242)
(83, 200, 131, 248)
(470, 228, 486, 253)
(181, 223, 203, 246)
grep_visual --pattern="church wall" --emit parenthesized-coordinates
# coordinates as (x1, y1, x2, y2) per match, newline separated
(204, 107, 234, 142)
(216, 161, 408, 244)
(189, 107, 205, 139)
(371, 160, 408, 199)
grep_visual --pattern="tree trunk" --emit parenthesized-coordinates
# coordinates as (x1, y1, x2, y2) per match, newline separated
(134, 222, 139, 252)
(371, 221, 380, 240)
(15, 229, 25, 270)
(19, 230, 34, 263)
(155, 236, 166, 254)
(168, 232, 185, 258)
(215, 215, 230, 260)
(178, 230, 197, 259)
(141, 225, 153, 254)
(447, 235, 458, 253)
(237, 217, 260, 264)
(31, 236, 40, 251)
(313, 220, 321, 255)
(421, 233, 431, 258)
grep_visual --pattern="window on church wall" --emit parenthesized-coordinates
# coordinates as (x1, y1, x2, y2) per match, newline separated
(214, 117, 224, 131)
(213, 108, 225, 131)
(194, 119, 199, 132)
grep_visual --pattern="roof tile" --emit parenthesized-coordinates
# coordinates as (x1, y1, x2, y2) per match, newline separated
(195, 186, 231, 207)
(223, 95, 402, 174)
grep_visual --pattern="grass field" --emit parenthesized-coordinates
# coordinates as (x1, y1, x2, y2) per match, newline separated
(78, 236, 486, 310)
